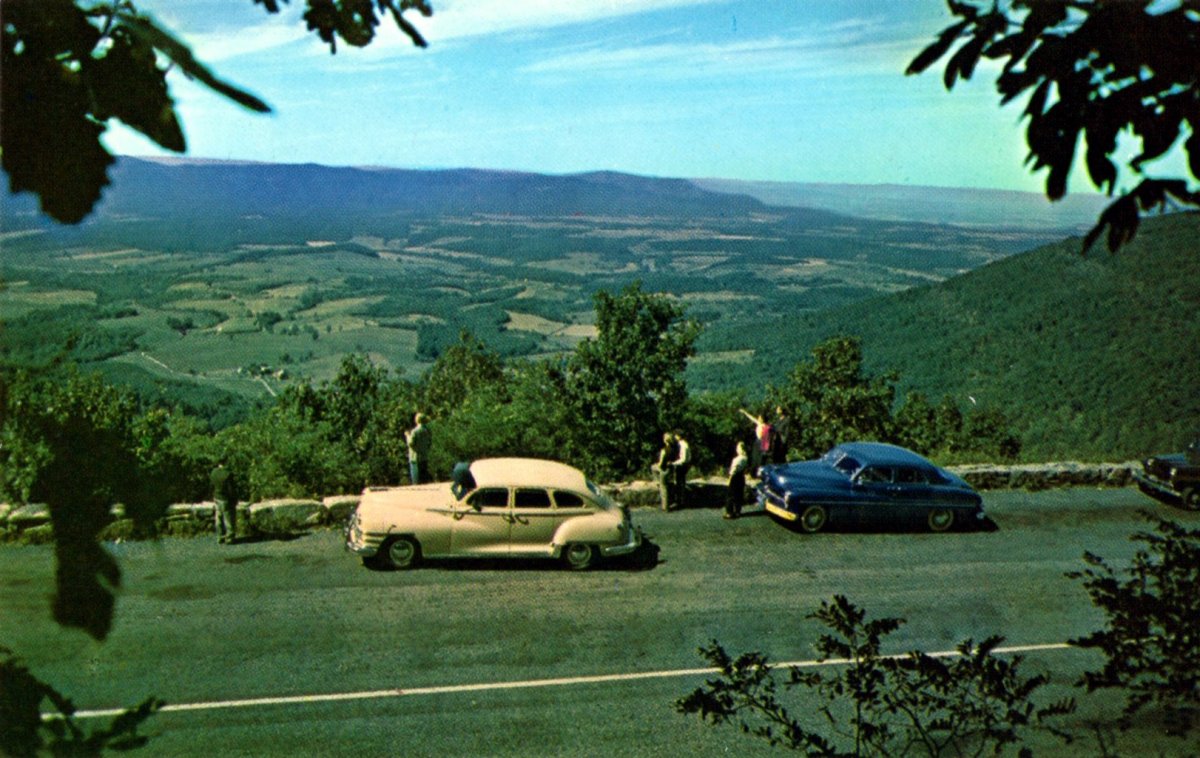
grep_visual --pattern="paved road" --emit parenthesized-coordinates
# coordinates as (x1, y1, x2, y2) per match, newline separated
(1, 487, 1191, 756)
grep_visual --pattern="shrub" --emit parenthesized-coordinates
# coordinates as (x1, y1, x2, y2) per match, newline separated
(677, 595, 1074, 756)
(1068, 515, 1200, 737)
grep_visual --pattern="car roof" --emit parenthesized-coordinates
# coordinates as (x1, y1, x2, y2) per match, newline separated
(834, 442, 938, 469)
(469, 458, 589, 491)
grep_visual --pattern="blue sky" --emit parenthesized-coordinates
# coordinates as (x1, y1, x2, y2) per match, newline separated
(106, 1, 1102, 193)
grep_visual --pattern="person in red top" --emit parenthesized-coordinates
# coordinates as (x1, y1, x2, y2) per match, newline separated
(739, 409, 772, 476)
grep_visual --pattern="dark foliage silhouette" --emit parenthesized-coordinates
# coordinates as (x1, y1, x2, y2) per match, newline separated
(908, 0, 1200, 252)
(1, 0, 431, 223)
(677, 595, 1074, 755)
(1068, 514, 1200, 737)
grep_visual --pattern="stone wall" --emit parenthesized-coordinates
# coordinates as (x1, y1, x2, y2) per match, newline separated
(948, 461, 1139, 491)
(0, 461, 1142, 543)
(606, 461, 1142, 508)
(0, 496, 362, 544)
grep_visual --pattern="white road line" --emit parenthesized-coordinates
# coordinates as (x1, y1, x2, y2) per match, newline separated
(60, 642, 1074, 721)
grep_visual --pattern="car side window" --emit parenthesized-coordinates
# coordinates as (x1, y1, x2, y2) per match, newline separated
(895, 467, 929, 484)
(553, 491, 586, 508)
(467, 488, 509, 509)
(514, 488, 552, 508)
(857, 467, 892, 484)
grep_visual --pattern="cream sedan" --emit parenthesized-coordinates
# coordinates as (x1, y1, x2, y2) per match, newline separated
(346, 458, 642, 570)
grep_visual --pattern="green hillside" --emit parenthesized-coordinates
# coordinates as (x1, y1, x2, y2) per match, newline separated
(740, 212, 1200, 460)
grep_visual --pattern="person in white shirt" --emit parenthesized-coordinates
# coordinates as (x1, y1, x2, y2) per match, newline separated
(670, 431, 692, 510)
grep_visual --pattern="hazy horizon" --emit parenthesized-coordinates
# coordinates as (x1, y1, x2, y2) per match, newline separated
(101, 1, 1168, 199)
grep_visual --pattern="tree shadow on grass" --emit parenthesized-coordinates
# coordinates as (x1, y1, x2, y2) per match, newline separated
(668, 481, 744, 512)
(769, 512, 998, 535)
(227, 531, 307, 545)
(364, 537, 663, 573)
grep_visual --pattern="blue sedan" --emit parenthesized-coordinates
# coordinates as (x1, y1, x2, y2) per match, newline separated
(756, 442, 985, 533)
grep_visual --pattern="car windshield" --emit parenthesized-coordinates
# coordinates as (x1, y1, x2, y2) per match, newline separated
(830, 452, 862, 477)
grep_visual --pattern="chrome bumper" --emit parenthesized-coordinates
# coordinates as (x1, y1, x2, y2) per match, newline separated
(601, 525, 643, 557)
(757, 487, 796, 521)
(765, 502, 797, 521)
(1133, 470, 1181, 499)
(344, 514, 380, 557)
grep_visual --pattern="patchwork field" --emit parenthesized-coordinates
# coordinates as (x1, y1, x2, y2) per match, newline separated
(1, 175, 1064, 412)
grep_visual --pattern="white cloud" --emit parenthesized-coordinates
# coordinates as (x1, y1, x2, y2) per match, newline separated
(136, 1, 309, 62)
(181, 23, 308, 63)
(424, 0, 726, 41)
(520, 16, 914, 79)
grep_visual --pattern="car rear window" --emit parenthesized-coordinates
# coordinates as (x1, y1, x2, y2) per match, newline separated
(553, 491, 586, 508)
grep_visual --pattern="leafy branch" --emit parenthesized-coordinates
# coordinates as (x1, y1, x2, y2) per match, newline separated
(907, 0, 1200, 253)
(1068, 513, 1200, 737)
(677, 595, 1074, 756)
(0, 646, 163, 757)
(1, 0, 431, 223)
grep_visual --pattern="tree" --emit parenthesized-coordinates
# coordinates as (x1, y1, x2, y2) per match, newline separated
(564, 282, 701, 477)
(1, 0, 432, 223)
(770, 336, 897, 458)
(907, 0, 1200, 253)
(1068, 514, 1200, 737)
(677, 595, 1074, 756)
(419, 331, 507, 416)
(770, 337, 1020, 462)
(427, 359, 576, 475)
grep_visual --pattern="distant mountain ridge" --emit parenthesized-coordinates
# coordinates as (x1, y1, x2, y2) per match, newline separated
(98, 158, 781, 221)
(694, 177, 1111, 232)
(3, 157, 1098, 234)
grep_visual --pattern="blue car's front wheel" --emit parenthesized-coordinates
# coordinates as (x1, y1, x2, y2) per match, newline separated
(799, 505, 827, 533)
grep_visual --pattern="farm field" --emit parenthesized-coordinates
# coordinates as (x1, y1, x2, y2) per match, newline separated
(0, 162, 1061, 411)
(1, 487, 1194, 756)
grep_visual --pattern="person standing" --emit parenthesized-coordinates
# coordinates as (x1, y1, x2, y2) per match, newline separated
(725, 442, 749, 520)
(653, 432, 676, 511)
(739, 409, 772, 475)
(210, 460, 238, 545)
(451, 460, 476, 499)
(771, 406, 792, 464)
(404, 413, 432, 485)
(671, 431, 692, 510)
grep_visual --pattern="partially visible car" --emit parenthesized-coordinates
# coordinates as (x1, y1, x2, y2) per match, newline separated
(346, 458, 641, 570)
(1133, 438, 1200, 510)
(756, 442, 985, 533)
